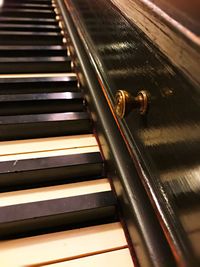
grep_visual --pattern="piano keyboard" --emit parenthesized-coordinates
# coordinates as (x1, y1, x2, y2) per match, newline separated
(0, 0, 133, 266)
(0, 222, 132, 267)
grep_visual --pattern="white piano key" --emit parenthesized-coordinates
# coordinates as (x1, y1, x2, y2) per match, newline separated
(0, 134, 98, 156)
(0, 178, 111, 207)
(0, 222, 128, 267)
(0, 134, 99, 161)
(0, 72, 77, 78)
(46, 248, 134, 267)
(0, 145, 99, 161)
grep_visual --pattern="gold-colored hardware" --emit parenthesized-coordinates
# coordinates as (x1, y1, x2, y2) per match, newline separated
(115, 90, 149, 118)
(70, 61, 75, 70)
(77, 81, 80, 88)
(62, 37, 67, 44)
(56, 15, 60, 21)
(67, 48, 71, 56)
(115, 90, 131, 119)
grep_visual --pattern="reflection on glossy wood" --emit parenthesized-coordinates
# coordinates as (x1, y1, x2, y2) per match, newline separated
(64, 0, 200, 265)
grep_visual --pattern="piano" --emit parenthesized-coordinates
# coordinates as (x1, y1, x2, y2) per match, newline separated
(0, 0, 199, 267)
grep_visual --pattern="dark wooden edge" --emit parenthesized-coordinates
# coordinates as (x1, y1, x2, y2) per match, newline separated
(56, 1, 176, 267)
(110, 0, 200, 89)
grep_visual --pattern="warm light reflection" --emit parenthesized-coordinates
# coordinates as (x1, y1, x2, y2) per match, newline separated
(139, 124, 200, 146)
(108, 67, 170, 77)
(98, 42, 134, 52)
(161, 165, 200, 183)
(0, 0, 4, 7)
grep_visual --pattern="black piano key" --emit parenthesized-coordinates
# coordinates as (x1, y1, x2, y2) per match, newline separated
(0, 8, 56, 19)
(0, 112, 91, 140)
(0, 191, 116, 239)
(0, 31, 63, 45)
(0, 152, 103, 190)
(0, 76, 78, 94)
(1, 3, 54, 10)
(0, 92, 84, 115)
(0, 57, 71, 74)
(5, 0, 52, 4)
(0, 17, 58, 26)
(0, 24, 61, 32)
(0, 45, 67, 57)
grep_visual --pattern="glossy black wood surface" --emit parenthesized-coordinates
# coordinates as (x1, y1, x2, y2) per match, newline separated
(57, 1, 176, 267)
(60, 0, 200, 266)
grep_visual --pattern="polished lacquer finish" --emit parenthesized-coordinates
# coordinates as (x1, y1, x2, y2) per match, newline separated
(60, 0, 200, 266)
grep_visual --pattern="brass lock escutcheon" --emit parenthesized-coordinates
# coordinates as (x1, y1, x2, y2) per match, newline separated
(115, 90, 149, 118)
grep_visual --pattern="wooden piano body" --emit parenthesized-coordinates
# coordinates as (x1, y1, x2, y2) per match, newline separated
(0, 1, 199, 267)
